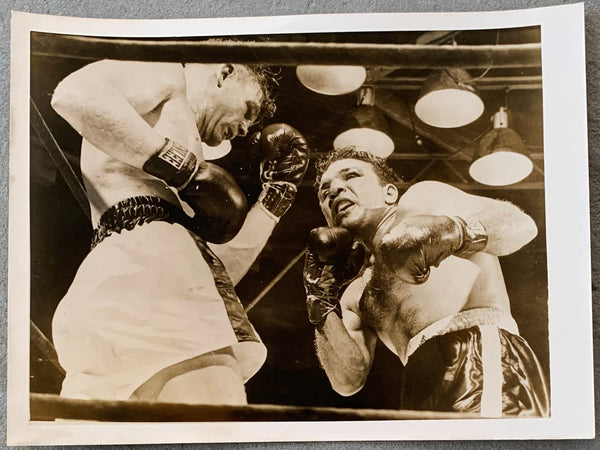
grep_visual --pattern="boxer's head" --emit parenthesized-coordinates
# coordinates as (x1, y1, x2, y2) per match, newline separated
(315, 147, 400, 234)
(315, 147, 399, 187)
(185, 60, 277, 147)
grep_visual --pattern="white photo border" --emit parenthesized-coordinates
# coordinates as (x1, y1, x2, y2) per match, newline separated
(8, 3, 594, 444)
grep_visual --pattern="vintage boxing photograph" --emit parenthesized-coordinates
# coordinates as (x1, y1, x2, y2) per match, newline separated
(8, 4, 594, 445)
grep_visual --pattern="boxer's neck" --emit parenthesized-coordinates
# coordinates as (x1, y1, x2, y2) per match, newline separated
(182, 63, 219, 128)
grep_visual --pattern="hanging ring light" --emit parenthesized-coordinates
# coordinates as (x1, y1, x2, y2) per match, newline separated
(296, 65, 367, 96)
(333, 86, 395, 158)
(414, 68, 484, 128)
(469, 106, 533, 186)
(203, 140, 232, 160)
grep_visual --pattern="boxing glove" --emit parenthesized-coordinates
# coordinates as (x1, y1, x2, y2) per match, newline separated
(303, 227, 365, 326)
(250, 124, 310, 219)
(378, 215, 487, 285)
(143, 138, 248, 244)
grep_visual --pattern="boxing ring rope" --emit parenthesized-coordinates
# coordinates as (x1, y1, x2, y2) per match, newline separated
(30, 322, 65, 376)
(31, 33, 541, 69)
(30, 97, 91, 222)
(245, 249, 306, 312)
(30, 393, 479, 422)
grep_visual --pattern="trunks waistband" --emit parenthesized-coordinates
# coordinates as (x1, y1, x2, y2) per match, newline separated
(402, 307, 519, 365)
(91, 196, 196, 249)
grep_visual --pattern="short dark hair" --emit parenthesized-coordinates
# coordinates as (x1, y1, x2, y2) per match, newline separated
(314, 146, 400, 189)
(202, 38, 279, 125)
(243, 65, 279, 125)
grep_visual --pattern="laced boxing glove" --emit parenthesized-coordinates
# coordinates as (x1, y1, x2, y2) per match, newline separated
(143, 138, 248, 244)
(378, 215, 487, 285)
(250, 123, 309, 219)
(303, 227, 365, 326)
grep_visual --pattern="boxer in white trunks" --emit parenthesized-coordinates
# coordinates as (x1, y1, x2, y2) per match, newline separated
(51, 58, 309, 405)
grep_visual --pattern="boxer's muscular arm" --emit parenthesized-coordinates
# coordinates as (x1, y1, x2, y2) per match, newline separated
(210, 125, 309, 284)
(51, 60, 184, 168)
(315, 292, 377, 396)
(208, 204, 277, 285)
(401, 181, 538, 256)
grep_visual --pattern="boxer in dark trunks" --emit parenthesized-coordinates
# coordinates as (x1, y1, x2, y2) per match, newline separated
(303, 147, 549, 416)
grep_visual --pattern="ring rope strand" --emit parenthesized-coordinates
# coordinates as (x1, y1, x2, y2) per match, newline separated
(30, 393, 482, 422)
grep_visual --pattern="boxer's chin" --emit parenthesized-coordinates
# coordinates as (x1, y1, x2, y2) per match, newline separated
(334, 211, 358, 231)
(204, 135, 221, 147)
(201, 128, 221, 147)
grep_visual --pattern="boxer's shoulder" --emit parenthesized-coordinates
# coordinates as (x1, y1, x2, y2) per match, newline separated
(398, 181, 472, 218)
(400, 181, 450, 207)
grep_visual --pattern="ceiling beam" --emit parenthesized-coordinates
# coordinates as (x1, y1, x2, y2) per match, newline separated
(366, 67, 398, 83)
(31, 33, 541, 68)
(300, 180, 544, 190)
(375, 90, 478, 156)
(415, 31, 462, 45)
(422, 182, 544, 190)
(309, 152, 544, 161)
(374, 75, 542, 90)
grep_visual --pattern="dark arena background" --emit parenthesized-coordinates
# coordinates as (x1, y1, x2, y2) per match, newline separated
(28, 28, 548, 416)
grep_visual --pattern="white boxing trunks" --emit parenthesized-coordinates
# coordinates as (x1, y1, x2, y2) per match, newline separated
(52, 196, 266, 400)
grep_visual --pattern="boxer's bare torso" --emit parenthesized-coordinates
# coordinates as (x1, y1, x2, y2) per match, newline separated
(52, 59, 281, 404)
(52, 59, 265, 226)
(343, 203, 511, 360)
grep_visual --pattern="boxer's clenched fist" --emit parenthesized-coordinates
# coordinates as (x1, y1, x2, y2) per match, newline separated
(303, 227, 365, 325)
(377, 215, 487, 285)
(256, 123, 309, 187)
(250, 123, 310, 219)
(143, 138, 248, 243)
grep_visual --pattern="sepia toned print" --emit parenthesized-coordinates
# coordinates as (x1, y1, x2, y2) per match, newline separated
(29, 26, 549, 418)
(8, 5, 594, 445)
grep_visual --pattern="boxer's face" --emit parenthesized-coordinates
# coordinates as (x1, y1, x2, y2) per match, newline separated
(194, 64, 263, 146)
(318, 158, 398, 231)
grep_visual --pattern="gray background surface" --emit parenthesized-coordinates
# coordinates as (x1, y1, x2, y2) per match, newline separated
(2, 0, 598, 448)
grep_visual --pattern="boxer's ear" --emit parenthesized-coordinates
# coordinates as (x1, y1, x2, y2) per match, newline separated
(217, 64, 234, 87)
(384, 183, 399, 205)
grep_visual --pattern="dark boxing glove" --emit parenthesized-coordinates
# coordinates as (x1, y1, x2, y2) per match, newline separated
(303, 227, 365, 326)
(378, 215, 487, 285)
(143, 138, 248, 244)
(250, 124, 309, 219)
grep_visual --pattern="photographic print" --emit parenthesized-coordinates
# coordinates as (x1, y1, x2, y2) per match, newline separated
(8, 4, 594, 445)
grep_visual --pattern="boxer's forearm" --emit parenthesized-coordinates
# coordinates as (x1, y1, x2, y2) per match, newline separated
(52, 81, 165, 168)
(209, 203, 277, 285)
(468, 200, 537, 256)
(401, 181, 538, 257)
(51, 61, 181, 169)
(314, 315, 372, 396)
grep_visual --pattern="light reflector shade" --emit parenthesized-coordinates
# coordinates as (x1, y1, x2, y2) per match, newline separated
(296, 65, 367, 95)
(469, 151, 533, 186)
(469, 126, 533, 186)
(414, 68, 484, 128)
(333, 105, 394, 158)
(334, 129, 394, 158)
(203, 140, 232, 160)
